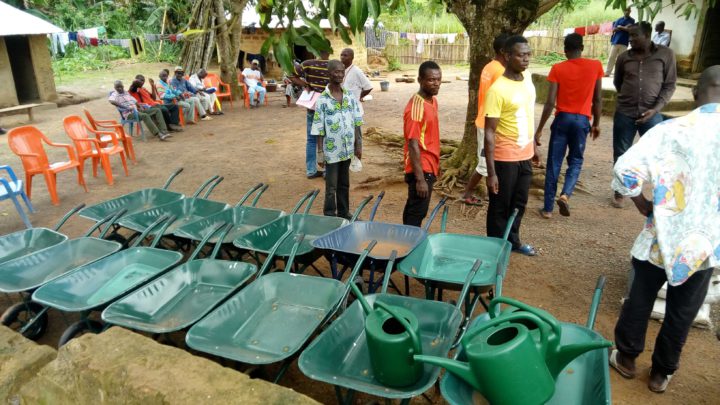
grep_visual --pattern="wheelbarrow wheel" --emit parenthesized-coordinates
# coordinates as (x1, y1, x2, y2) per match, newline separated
(0, 302, 48, 340)
(58, 320, 103, 347)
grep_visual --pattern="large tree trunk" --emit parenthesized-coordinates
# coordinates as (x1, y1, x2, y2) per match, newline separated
(438, 0, 562, 191)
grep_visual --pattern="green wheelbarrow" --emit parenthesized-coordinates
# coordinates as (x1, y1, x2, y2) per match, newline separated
(0, 204, 86, 265)
(0, 209, 126, 340)
(298, 258, 483, 404)
(397, 208, 518, 315)
(31, 215, 184, 346)
(186, 233, 378, 383)
(439, 276, 611, 405)
(101, 223, 258, 336)
(233, 190, 373, 275)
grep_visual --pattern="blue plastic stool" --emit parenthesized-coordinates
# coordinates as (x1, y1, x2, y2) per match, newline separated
(0, 165, 34, 228)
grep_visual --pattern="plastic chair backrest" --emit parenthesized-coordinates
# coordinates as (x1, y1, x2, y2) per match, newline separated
(63, 115, 94, 156)
(83, 109, 99, 131)
(7, 126, 51, 173)
(204, 73, 220, 88)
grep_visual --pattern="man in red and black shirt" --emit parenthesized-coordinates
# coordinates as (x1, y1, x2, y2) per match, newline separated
(402, 61, 442, 227)
(129, 74, 182, 131)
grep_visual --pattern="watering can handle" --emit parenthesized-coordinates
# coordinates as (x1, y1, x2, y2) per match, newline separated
(350, 195, 374, 222)
(368, 190, 385, 221)
(53, 203, 86, 231)
(423, 197, 448, 231)
(502, 209, 519, 241)
(161, 167, 184, 190)
(489, 297, 563, 339)
(586, 275, 606, 330)
(375, 300, 423, 355)
(464, 312, 550, 355)
(234, 183, 264, 207)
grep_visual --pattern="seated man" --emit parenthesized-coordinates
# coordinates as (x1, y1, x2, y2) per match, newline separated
(242, 59, 266, 108)
(189, 69, 223, 115)
(109, 80, 170, 141)
(129, 75, 182, 132)
(170, 66, 212, 121)
(157, 69, 201, 124)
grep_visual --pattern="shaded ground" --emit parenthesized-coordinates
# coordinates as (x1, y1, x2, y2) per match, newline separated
(0, 62, 718, 404)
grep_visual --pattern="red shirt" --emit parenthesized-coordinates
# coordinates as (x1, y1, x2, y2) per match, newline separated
(548, 58, 604, 118)
(403, 94, 440, 175)
(129, 87, 161, 106)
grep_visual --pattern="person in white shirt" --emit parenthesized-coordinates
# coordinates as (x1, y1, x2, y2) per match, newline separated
(340, 48, 373, 115)
(652, 21, 671, 47)
(189, 69, 222, 115)
(242, 60, 266, 108)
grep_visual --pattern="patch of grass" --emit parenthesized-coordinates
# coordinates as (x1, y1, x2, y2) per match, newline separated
(533, 52, 567, 66)
(388, 57, 402, 71)
(52, 43, 130, 78)
(531, 0, 620, 29)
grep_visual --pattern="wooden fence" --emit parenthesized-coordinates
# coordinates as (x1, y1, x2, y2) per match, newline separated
(382, 32, 610, 65)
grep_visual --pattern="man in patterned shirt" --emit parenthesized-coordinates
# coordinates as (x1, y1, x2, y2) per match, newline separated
(310, 60, 363, 219)
(609, 65, 720, 393)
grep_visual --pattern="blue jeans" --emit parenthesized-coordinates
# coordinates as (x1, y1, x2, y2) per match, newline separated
(612, 111, 664, 163)
(306, 110, 318, 176)
(543, 112, 590, 212)
(248, 85, 266, 105)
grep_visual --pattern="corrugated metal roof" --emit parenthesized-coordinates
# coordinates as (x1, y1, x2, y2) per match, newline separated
(0, 1, 63, 36)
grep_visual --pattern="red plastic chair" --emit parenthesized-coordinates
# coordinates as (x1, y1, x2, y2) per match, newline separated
(204, 73, 233, 108)
(83, 109, 137, 163)
(237, 72, 268, 109)
(7, 126, 88, 205)
(63, 115, 129, 186)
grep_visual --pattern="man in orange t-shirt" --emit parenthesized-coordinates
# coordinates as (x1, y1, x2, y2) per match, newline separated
(534, 33, 603, 218)
(461, 33, 508, 206)
(402, 61, 442, 227)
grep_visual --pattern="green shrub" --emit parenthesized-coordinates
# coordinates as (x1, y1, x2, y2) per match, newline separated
(52, 43, 130, 75)
(139, 41, 181, 64)
(387, 57, 402, 71)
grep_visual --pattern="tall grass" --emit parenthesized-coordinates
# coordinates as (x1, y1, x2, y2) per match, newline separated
(531, 0, 622, 29)
(379, 11, 465, 34)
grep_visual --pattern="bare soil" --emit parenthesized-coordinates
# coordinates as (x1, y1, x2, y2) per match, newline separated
(0, 63, 717, 404)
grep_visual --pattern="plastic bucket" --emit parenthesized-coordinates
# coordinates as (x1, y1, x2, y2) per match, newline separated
(380, 81, 390, 91)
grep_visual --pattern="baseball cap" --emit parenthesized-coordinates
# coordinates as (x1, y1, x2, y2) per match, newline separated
(173, 66, 184, 72)
(251, 59, 259, 65)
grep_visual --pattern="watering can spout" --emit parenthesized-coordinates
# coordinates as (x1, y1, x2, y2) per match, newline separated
(551, 340, 613, 376)
(413, 355, 482, 392)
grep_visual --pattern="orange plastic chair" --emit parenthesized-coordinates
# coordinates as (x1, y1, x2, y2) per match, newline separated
(83, 109, 137, 163)
(63, 115, 129, 186)
(7, 126, 88, 206)
(204, 73, 233, 108)
(238, 72, 268, 109)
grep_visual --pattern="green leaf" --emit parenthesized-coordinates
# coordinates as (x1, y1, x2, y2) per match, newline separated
(329, 0, 338, 30)
(260, 34, 274, 56)
(367, 0, 380, 21)
(302, 15, 324, 37)
(348, 0, 367, 35)
(337, 25, 352, 44)
(274, 34, 293, 73)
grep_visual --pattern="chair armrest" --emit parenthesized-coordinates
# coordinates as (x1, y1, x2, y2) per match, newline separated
(0, 177, 12, 194)
(72, 137, 103, 152)
(0, 165, 18, 182)
(94, 130, 120, 145)
(45, 141, 78, 159)
(95, 119, 119, 125)
(16, 152, 41, 158)
(219, 83, 231, 93)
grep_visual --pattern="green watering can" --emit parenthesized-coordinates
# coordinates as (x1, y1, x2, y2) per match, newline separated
(414, 297, 612, 405)
(348, 250, 423, 388)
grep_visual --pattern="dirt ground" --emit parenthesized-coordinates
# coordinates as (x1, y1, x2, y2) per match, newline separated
(0, 62, 718, 404)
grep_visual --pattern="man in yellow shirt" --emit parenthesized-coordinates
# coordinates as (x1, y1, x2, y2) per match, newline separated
(484, 35, 538, 256)
(461, 33, 508, 206)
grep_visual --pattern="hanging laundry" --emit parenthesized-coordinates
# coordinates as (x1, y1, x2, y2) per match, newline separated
(144, 34, 161, 42)
(89, 38, 99, 46)
(77, 33, 87, 48)
(599, 22, 613, 34)
(586, 25, 600, 35)
(80, 27, 99, 39)
(574, 27, 586, 36)
(97, 26, 107, 37)
(446, 33, 457, 44)
(400, 32, 407, 39)
(563, 28, 574, 36)
(169, 34, 177, 43)
(68, 32, 78, 42)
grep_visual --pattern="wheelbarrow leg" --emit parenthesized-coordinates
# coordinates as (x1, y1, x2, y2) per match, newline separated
(334, 386, 356, 405)
(273, 358, 293, 384)
(404, 275, 411, 296)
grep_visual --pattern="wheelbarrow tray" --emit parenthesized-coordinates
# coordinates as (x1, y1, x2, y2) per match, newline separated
(118, 198, 230, 236)
(312, 221, 427, 260)
(79, 188, 185, 222)
(0, 228, 68, 265)
(102, 259, 257, 333)
(32, 247, 183, 312)
(298, 293, 463, 399)
(186, 272, 346, 364)
(0, 238, 122, 293)
(397, 233, 511, 287)
(174, 206, 285, 244)
(440, 315, 610, 405)
(233, 214, 349, 257)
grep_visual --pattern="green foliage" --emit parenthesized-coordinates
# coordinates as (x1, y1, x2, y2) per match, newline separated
(605, 0, 717, 21)
(532, 52, 566, 66)
(387, 56, 402, 71)
(139, 40, 182, 63)
(379, 11, 465, 33)
(531, 0, 618, 28)
(52, 43, 129, 76)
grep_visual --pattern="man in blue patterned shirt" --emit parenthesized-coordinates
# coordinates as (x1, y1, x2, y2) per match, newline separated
(310, 60, 363, 218)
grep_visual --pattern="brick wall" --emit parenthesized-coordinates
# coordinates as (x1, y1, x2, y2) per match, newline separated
(238, 28, 367, 80)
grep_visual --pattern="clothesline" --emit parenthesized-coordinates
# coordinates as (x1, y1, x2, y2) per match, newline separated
(49, 27, 186, 57)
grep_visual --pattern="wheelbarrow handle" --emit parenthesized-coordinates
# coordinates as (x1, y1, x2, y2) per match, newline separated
(423, 197, 448, 231)
(257, 228, 294, 277)
(587, 275, 607, 330)
(149, 215, 179, 248)
(440, 205, 450, 233)
(190, 175, 220, 198)
(83, 208, 124, 237)
(368, 190, 385, 221)
(339, 240, 377, 306)
(303, 189, 321, 214)
(283, 233, 307, 273)
(250, 184, 270, 207)
(201, 176, 225, 199)
(188, 222, 227, 261)
(161, 167, 184, 190)
(493, 264, 504, 316)
(234, 183, 265, 207)
(53, 203, 87, 231)
(210, 223, 235, 259)
(502, 208, 520, 241)
(290, 189, 319, 214)
(349, 194, 374, 222)
(380, 250, 398, 294)
(130, 214, 171, 248)
(455, 259, 482, 313)
(97, 208, 129, 238)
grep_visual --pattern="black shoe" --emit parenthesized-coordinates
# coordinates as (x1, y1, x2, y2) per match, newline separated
(307, 171, 324, 179)
(0, 127, 6, 135)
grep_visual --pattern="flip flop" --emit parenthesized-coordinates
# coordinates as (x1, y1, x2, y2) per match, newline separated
(461, 196, 483, 206)
(609, 349, 636, 379)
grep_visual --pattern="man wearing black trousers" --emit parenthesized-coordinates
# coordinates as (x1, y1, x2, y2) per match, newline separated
(402, 61, 442, 227)
(484, 35, 538, 256)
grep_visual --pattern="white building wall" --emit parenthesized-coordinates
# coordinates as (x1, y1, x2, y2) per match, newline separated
(631, 0, 702, 57)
